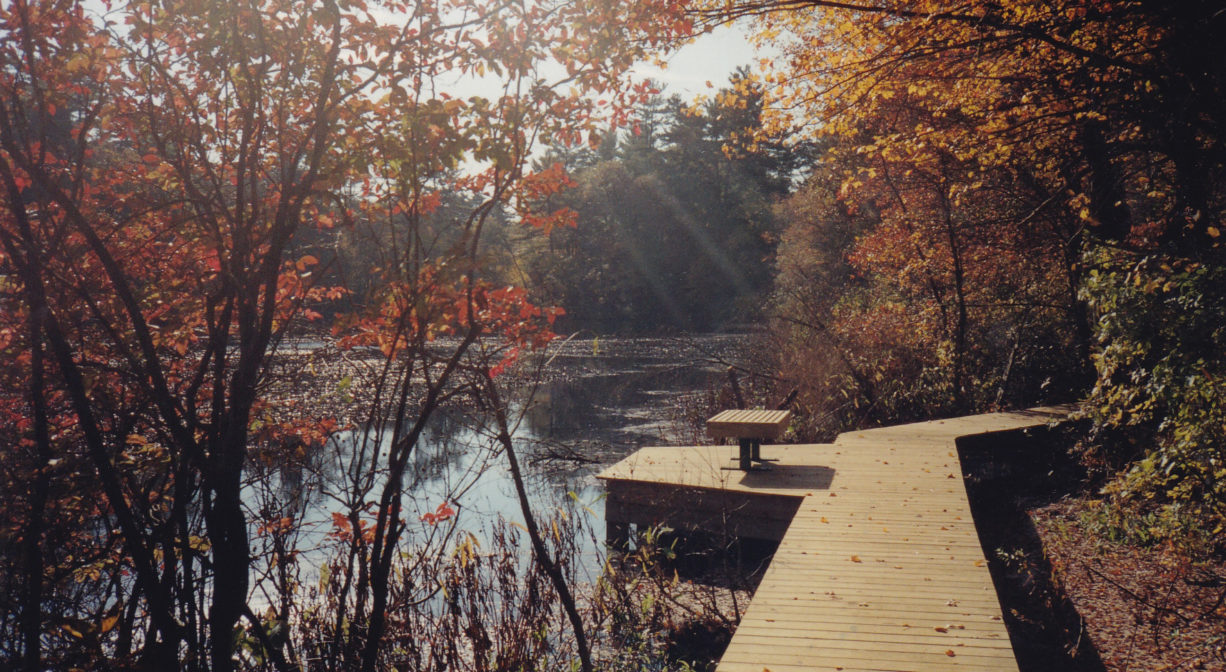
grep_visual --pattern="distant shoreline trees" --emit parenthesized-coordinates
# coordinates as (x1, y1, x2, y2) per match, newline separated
(523, 71, 808, 334)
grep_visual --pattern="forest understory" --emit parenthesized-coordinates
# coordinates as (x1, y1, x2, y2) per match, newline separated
(1032, 498, 1226, 672)
(963, 427, 1226, 672)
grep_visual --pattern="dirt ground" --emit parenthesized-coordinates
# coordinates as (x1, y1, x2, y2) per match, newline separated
(1032, 500, 1226, 672)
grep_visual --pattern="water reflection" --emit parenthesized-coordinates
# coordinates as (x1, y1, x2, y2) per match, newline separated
(520, 336, 732, 450)
(251, 335, 740, 591)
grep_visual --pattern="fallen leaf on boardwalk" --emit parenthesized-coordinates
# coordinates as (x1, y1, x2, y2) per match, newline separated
(934, 626, 948, 633)
(850, 555, 862, 562)
(946, 650, 956, 657)
(974, 559, 985, 567)
(821, 517, 829, 523)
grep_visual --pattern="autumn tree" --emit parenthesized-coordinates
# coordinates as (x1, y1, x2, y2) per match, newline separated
(686, 0, 1226, 530)
(0, 0, 690, 669)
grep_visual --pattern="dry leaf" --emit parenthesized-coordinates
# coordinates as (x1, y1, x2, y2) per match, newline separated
(850, 555, 862, 563)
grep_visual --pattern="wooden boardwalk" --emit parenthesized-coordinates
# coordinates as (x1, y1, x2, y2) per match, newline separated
(597, 407, 1070, 672)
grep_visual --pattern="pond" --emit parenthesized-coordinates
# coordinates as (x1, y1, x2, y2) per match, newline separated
(253, 333, 747, 597)
(407, 335, 743, 562)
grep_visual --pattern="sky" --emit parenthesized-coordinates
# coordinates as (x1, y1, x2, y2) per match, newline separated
(438, 21, 764, 107)
(81, 0, 761, 102)
(634, 24, 762, 96)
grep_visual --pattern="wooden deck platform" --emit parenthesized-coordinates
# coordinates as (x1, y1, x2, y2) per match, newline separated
(596, 407, 1071, 672)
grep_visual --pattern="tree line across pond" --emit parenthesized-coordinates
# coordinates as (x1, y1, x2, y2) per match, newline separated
(519, 72, 806, 334)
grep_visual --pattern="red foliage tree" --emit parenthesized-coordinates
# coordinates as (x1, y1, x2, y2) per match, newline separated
(0, 0, 690, 669)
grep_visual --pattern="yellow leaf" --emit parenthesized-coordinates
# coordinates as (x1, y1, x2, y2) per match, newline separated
(850, 555, 862, 563)
(101, 615, 119, 633)
(1209, 226, 1221, 238)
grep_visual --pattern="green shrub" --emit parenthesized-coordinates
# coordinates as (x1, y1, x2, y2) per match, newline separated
(1081, 250, 1226, 547)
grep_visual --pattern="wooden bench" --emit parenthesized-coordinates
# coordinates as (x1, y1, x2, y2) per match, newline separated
(707, 409, 792, 471)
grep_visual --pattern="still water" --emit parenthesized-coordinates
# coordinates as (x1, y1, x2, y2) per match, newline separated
(403, 335, 740, 553)
(255, 334, 744, 593)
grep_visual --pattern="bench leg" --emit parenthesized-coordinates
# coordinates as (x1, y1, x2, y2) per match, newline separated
(751, 439, 761, 462)
(738, 438, 752, 471)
